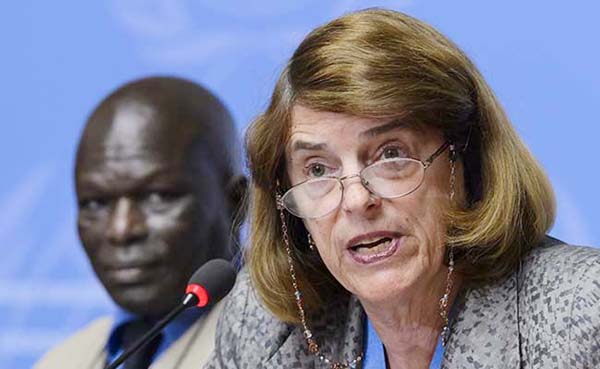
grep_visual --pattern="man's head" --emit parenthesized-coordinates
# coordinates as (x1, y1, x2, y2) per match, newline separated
(75, 76, 244, 318)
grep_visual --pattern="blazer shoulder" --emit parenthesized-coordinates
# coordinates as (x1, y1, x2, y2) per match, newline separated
(521, 240, 600, 301)
(34, 316, 112, 369)
(520, 241, 600, 365)
(524, 240, 600, 281)
(206, 267, 293, 368)
(216, 268, 282, 332)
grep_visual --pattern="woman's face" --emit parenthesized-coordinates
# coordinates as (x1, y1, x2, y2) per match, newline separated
(285, 105, 462, 305)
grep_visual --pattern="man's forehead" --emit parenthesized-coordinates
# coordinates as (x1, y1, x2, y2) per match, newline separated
(74, 152, 196, 196)
(81, 101, 189, 158)
(77, 137, 185, 168)
(75, 139, 210, 190)
(77, 95, 231, 185)
(103, 102, 157, 149)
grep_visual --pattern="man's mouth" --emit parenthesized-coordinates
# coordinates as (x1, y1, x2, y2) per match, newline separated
(103, 262, 162, 284)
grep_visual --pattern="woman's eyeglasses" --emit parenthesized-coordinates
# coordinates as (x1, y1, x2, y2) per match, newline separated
(278, 141, 452, 219)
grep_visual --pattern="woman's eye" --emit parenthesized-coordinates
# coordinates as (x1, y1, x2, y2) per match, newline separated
(381, 146, 405, 159)
(307, 163, 327, 177)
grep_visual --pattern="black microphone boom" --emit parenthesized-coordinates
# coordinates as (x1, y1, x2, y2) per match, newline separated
(104, 259, 237, 369)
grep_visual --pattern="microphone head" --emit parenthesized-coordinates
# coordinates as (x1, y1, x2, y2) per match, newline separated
(185, 259, 237, 308)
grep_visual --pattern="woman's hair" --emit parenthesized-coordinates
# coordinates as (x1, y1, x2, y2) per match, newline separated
(245, 8, 555, 323)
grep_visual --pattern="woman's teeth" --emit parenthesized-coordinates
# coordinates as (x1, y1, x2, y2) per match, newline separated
(353, 238, 392, 254)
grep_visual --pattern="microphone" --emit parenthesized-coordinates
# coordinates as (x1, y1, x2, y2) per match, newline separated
(104, 259, 237, 369)
(183, 258, 237, 308)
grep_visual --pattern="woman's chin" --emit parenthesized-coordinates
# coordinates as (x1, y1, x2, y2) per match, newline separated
(340, 266, 418, 305)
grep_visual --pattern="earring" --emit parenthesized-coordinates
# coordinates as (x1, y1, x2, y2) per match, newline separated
(307, 233, 316, 251)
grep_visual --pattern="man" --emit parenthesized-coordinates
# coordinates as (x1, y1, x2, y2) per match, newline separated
(35, 76, 245, 369)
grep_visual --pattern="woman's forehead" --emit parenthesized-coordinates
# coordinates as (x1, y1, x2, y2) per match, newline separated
(290, 105, 379, 129)
(290, 106, 381, 145)
(288, 105, 436, 152)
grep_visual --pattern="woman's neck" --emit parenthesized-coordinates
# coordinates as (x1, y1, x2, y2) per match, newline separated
(361, 270, 462, 369)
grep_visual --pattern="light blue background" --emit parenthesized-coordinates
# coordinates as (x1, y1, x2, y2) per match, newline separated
(1, 1, 598, 367)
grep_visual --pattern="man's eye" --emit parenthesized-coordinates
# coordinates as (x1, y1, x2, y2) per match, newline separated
(145, 191, 179, 204)
(79, 198, 107, 212)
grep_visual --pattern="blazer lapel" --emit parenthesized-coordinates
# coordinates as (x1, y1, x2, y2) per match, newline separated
(263, 293, 364, 369)
(314, 294, 364, 368)
(443, 272, 521, 368)
(74, 317, 111, 369)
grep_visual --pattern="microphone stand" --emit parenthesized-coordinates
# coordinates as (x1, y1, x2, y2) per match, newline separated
(104, 294, 199, 369)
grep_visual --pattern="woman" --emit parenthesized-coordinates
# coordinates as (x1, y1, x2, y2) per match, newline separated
(207, 9, 600, 369)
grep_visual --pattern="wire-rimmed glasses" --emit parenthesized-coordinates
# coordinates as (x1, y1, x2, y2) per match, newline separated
(279, 141, 452, 219)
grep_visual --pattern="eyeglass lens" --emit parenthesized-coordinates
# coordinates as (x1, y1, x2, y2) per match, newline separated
(282, 158, 425, 219)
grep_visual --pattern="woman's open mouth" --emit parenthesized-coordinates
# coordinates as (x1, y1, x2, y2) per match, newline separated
(346, 233, 402, 264)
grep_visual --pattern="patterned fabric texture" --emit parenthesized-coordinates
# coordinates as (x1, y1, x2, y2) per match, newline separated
(205, 237, 600, 368)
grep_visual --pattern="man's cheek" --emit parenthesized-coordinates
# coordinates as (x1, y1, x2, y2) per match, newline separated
(79, 234, 101, 255)
(146, 210, 185, 229)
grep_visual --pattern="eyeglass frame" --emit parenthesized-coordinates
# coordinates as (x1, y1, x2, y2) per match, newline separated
(276, 140, 455, 219)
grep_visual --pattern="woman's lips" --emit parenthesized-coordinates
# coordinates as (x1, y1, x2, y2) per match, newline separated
(346, 232, 403, 264)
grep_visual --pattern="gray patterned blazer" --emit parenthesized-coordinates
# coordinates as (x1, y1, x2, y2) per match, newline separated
(205, 237, 600, 368)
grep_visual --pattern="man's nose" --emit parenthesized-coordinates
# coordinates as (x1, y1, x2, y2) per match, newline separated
(107, 197, 148, 245)
(340, 176, 381, 215)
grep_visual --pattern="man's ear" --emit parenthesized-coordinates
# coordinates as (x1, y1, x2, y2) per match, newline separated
(225, 174, 248, 227)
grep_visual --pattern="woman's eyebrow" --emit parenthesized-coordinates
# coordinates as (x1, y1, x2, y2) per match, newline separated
(290, 140, 328, 153)
(361, 119, 408, 138)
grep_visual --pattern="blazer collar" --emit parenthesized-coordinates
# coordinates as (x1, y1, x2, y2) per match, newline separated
(443, 235, 563, 367)
(263, 293, 365, 368)
(261, 273, 522, 369)
(261, 245, 543, 369)
(443, 271, 521, 368)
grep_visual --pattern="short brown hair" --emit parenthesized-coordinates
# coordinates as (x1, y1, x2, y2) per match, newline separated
(245, 8, 555, 323)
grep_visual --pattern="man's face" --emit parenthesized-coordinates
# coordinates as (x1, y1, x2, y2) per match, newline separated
(75, 102, 226, 317)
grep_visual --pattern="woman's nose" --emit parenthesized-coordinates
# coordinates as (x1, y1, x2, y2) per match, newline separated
(340, 176, 380, 215)
(107, 197, 148, 245)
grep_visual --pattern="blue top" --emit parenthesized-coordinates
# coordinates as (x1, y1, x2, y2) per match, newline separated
(362, 317, 444, 369)
(106, 307, 204, 368)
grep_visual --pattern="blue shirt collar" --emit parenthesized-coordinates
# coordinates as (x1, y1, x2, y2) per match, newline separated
(362, 289, 462, 368)
(106, 305, 204, 365)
